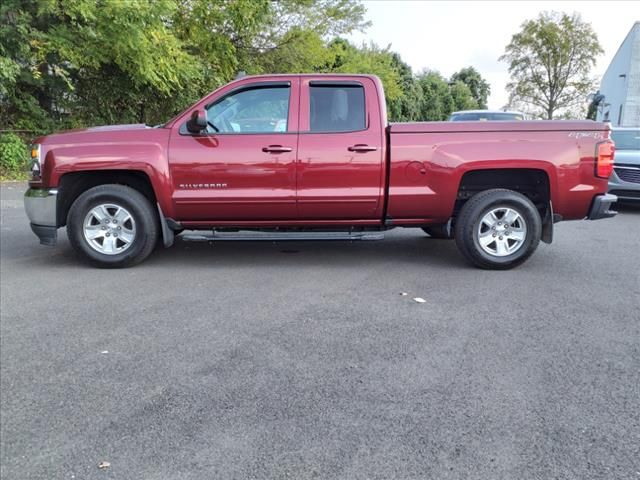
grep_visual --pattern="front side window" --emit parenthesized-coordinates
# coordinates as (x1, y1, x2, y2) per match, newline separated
(310, 84, 366, 133)
(206, 86, 290, 134)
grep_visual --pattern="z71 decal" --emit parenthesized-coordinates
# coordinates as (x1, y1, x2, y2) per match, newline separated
(568, 131, 606, 140)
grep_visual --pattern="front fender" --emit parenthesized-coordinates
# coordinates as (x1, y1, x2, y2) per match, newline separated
(39, 132, 174, 217)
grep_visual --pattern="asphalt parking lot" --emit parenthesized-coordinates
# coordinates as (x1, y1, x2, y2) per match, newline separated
(1, 182, 639, 480)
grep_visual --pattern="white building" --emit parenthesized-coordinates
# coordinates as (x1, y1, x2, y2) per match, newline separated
(597, 22, 640, 127)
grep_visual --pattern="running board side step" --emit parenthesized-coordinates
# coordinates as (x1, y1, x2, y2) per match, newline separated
(180, 231, 385, 242)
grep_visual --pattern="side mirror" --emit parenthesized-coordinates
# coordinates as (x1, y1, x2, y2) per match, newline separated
(186, 109, 207, 134)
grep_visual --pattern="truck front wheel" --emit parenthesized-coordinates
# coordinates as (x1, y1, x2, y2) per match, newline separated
(454, 189, 541, 270)
(67, 185, 159, 268)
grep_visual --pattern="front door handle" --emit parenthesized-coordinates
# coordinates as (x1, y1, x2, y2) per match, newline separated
(262, 145, 293, 153)
(348, 144, 378, 153)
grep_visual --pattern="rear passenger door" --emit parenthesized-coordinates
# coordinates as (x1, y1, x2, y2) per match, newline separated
(296, 78, 385, 220)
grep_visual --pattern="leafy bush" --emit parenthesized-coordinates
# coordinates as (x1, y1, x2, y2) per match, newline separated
(0, 133, 28, 175)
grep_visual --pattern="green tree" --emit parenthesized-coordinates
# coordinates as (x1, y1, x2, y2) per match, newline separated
(500, 11, 603, 119)
(1, 0, 203, 130)
(386, 53, 423, 122)
(257, 28, 335, 73)
(1, 0, 489, 139)
(253, 0, 370, 50)
(451, 67, 490, 109)
(414, 72, 449, 121)
(326, 39, 402, 102)
(0, 0, 371, 131)
(449, 81, 478, 111)
(411, 71, 477, 121)
(173, 0, 271, 84)
(243, 0, 369, 74)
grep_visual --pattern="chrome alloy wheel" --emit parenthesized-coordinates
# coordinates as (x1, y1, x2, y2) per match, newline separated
(477, 207, 527, 257)
(83, 204, 136, 255)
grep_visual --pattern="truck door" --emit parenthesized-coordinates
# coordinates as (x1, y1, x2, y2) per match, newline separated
(296, 77, 385, 220)
(168, 78, 299, 221)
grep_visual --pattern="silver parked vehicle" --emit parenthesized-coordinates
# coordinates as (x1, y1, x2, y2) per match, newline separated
(608, 128, 640, 202)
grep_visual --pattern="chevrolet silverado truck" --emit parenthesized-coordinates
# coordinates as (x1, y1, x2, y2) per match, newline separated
(24, 74, 617, 269)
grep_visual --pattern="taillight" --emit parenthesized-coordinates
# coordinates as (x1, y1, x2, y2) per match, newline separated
(595, 141, 614, 178)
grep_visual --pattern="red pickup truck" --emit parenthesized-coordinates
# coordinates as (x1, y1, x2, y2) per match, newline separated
(24, 74, 617, 269)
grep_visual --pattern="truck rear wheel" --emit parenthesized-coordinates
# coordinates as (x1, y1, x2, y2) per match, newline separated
(67, 185, 159, 268)
(454, 189, 541, 270)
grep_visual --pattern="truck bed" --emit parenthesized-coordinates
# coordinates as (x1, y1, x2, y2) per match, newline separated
(386, 120, 611, 224)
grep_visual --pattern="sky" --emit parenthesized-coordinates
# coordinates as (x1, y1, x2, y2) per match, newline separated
(349, 1, 640, 109)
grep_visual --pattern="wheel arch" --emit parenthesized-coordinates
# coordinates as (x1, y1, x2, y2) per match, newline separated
(56, 170, 157, 228)
(455, 168, 551, 217)
(455, 168, 553, 243)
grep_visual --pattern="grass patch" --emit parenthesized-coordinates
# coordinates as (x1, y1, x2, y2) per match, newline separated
(0, 170, 29, 182)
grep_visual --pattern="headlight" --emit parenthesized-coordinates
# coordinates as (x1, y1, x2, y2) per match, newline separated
(29, 144, 41, 179)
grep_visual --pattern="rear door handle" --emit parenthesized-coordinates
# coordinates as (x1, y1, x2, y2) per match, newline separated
(262, 145, 293, 153)
(348, 144, 378, 152)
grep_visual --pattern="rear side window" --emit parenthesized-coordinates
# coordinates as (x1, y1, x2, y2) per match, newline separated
(309, 84, 366, 132)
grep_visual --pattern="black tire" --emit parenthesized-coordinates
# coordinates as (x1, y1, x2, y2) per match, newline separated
(422, 224, 453, 239)
(454, 189, 542, 270)
(67, 184, 159, 268)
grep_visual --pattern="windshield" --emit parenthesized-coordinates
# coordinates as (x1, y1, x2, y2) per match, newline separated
(611, 130, 640, 150)
(449, 112, 524, 121)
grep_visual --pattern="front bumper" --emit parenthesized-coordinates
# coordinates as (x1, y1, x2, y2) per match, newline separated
(587, 193, 618, 220)
(24, 188, 58, 246)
